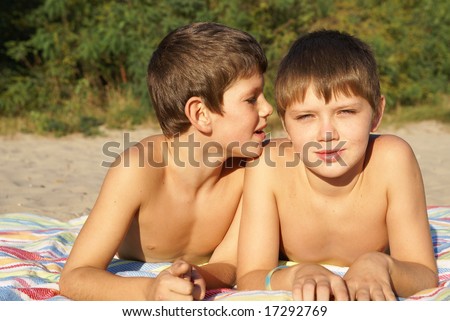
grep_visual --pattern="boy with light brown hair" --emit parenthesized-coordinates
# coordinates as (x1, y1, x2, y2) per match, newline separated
(60, 22, 272, 301)
(237, 29, 437, 300)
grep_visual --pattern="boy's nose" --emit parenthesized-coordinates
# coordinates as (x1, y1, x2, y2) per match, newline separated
(259, 97, 273, 118)
(318, 119, 339, 141)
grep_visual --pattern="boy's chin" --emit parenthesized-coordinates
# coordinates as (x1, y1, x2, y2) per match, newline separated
(237, 146, 264, 159)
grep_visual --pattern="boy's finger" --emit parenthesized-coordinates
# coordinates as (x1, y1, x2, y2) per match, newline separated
(192, 282, 205, 301)
(302, 279, 317, 301)
(355, 288, 370, 301)
(191, 268, 206, 300)
(168, 260, 191, 278)
(371, 288, 386, 301)
(292, 284, 304, 301)
(165, 274, 195, 295)
(315, 280, 331, 301)
(331, 284, 349, 301)
(383, 288, 397, 301)
(330, 278, 349, 301)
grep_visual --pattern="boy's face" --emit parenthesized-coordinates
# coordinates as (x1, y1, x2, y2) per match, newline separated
(211, 73, 273, 158)
(284, 86, 380, 179)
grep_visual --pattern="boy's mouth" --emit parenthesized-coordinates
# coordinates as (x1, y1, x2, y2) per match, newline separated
(254, 123, 267, 134)
(315, 149, 344, 162)
(253, 129, 266, 141)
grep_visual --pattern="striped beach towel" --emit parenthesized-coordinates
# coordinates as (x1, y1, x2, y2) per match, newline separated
(0, 207, 449, 301)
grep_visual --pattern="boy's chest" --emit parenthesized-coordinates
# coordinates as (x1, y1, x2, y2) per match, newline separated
(120, 184, 240, 264)
(277, 187, 389, 266)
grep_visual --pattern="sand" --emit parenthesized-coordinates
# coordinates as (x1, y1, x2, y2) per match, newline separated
(0, 121, 449, 221)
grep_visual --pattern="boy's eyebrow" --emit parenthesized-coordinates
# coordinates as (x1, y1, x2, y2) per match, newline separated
(332, 102, 363, 109)
(289, 99, 364, 111)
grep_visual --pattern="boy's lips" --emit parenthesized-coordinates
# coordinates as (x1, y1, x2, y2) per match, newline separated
(315, 149, 344, 162)
(254, 125, 267, 140)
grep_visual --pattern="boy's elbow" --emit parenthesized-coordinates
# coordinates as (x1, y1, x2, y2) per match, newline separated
(58, 267, 79, 298)
(236, 278, 246, 290)
(428, 267, 439, 288)
(58, 277, 69, 297)
(411, 266, 439, 296)
(423, 262, 439, 289)
(58, 270, 71, 297)
(412, 268, 439, 298)
(199, 262, 236, 289)
(236, 273, 255, 291)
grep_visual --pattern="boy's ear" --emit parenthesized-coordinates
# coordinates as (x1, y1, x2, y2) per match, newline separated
(371, 96, 386, 132)
(184, 97, 212, 135)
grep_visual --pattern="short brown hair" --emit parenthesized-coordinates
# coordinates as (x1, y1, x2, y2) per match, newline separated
(276, 30, 381, 119)
(147, 22, 267, 137)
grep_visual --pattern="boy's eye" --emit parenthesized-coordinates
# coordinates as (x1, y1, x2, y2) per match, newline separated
(246, 97, 257, 104)
(339, 109, 356, 115)
(295, 114, 313, 120)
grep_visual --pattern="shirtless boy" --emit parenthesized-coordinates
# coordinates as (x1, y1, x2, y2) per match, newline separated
(60, 22, 272, 301)
(237, 30, 437, 300)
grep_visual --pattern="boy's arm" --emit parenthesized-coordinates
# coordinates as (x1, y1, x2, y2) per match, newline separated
(237, 145, 349, 300)
(60, 147, 196, 300)
(194, 197, 243, 289)
(345, 136, 438, 299)
(60, 149, 150, 300)
(383, 136, 438, 296)
(236, 152, 282, 290)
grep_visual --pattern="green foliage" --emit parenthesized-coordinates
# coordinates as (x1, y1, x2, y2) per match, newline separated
(311, 0, 450, 110)
(0, 0, 449, 135)
(104, 88, 151, 130)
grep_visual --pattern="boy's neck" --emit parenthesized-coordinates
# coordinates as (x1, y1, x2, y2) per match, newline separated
(303, 161, 365, 198)
(164, 132, 229, 188)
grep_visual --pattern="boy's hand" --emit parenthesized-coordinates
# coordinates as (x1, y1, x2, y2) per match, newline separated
(343, 252, 396, 301)
(291, 264, 349, 301)
(147, 260, 206, 301)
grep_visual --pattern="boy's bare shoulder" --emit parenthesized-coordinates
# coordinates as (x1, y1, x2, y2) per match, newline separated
(368, 134, 417, 171)
(107, 134, 167, 183)
(93, 134, 167, 213)
(112, 133, 167, 167)
(370, 134, 415, 159)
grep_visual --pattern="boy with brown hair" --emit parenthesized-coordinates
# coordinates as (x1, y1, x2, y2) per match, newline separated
(60, 22, 272, 301)
(237, 29, 437, 300)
